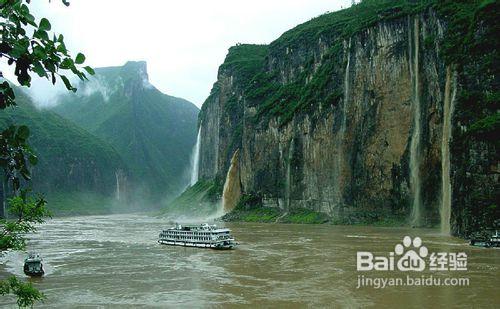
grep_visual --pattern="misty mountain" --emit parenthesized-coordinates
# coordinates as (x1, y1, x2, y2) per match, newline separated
(0, 89, 126, 215)
(53, 61, 199, 203)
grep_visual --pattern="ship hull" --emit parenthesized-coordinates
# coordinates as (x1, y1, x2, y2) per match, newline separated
(158, 240, 236, 250)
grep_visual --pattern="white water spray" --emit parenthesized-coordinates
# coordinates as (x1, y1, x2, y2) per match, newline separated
(409, 17, 422, 226)
(190, 127, 201, 186)
(440, 66, 456, 235)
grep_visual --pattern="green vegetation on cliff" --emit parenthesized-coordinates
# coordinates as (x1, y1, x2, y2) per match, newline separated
(219, 44, 269, 85)
(202, 0, 497, 130)
(201, 0, 439, 127)
(271, 0, 434, 50)
(200, 0, 498, 235)
(159, 180, 223, 217)
(0, 89, 125, 214)
(222, 194, 330, 224)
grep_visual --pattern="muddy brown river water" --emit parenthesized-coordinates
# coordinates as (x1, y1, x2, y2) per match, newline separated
(0, 214, 498, 308)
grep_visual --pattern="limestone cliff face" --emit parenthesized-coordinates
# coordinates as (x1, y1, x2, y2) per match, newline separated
(198, 5, 498, 236)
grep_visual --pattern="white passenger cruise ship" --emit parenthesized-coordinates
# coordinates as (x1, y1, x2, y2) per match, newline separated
(158, 223, 237, 249)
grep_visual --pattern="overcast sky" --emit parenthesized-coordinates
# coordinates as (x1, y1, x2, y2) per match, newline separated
(12, 0, 352, 108)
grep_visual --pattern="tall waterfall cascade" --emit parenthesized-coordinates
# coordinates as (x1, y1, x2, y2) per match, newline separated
(285, 139, 295, 210)
(190, 127, 201, 186)
(222, 149, 241, 213)
(440, 66, 456, 235)
(335, 37, 351, 206)
(0, 180, 5, 219)
(409, 17, 422, 226)
(115, 171, 121, 201)
(114, 170, 126, 201)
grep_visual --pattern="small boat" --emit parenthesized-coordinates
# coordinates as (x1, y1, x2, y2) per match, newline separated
(23, 252, 44, 277)
(489, 230, 500, 247)
(159, 223, 237, 250)
(470, 230, 500, 248)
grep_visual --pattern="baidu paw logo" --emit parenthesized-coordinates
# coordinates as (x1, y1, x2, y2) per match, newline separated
(395, 236, 428, 272)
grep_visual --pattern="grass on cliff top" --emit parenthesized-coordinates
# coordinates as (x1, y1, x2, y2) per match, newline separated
(203, 0, 498, 131)
(202, 0, 436, 127)
(219, 44, 268, 85)
(271, 0, 435, 51)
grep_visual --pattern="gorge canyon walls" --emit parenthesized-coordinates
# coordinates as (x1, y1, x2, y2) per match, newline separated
(197, 3, 499, 237)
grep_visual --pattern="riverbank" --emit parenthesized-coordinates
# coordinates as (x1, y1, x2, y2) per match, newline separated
(221, 204, 408, 227)
(221, 206, 329, 224)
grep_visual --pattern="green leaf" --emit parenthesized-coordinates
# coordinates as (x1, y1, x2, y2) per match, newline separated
(60, 58, 74, 70)
(75, 53, 85, 64)
(34, 29, 49, 41)
(39, 18, 51, 31)
(26, 14, 36, 27)
(83, 66, 95, 75)
(20, 167, 31, 180)
(32, 61, 47, 78)
(17, 126, 30, 140)
(60, 75, 73, 91)
(33, 45, 47, 60)
(56, 42, 67, 54)
(28, 154, 38, 166)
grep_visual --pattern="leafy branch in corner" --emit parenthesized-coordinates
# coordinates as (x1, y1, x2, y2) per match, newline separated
(0, 276, 44, 308)
(0, 0, 93, 307)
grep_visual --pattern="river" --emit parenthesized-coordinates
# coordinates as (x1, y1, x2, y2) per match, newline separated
(0, 214, 498, 308)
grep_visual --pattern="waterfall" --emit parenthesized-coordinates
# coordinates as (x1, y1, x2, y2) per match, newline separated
(0, 178, 5, 219)
(440, 66, 456, 235)
(115, 171, 120, 201)
(115, 170, 126, 201)
(222, 149, 241, 213)
(190, 127, 201, 186)
(335, 38, 352, 206)
(285, 138, 294, 210)
(409, 17, 422, 226)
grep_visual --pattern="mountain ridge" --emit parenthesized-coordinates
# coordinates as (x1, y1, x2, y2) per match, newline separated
(53, 61, 199, 203)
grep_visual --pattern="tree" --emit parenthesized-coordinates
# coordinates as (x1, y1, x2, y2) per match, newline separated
(0, 276, 44, 308)
(0, 0, 93, 307)
(0, 191, 51, 250)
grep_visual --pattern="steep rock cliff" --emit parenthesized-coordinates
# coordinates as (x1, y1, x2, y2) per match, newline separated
(198, 1, 498, 236)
